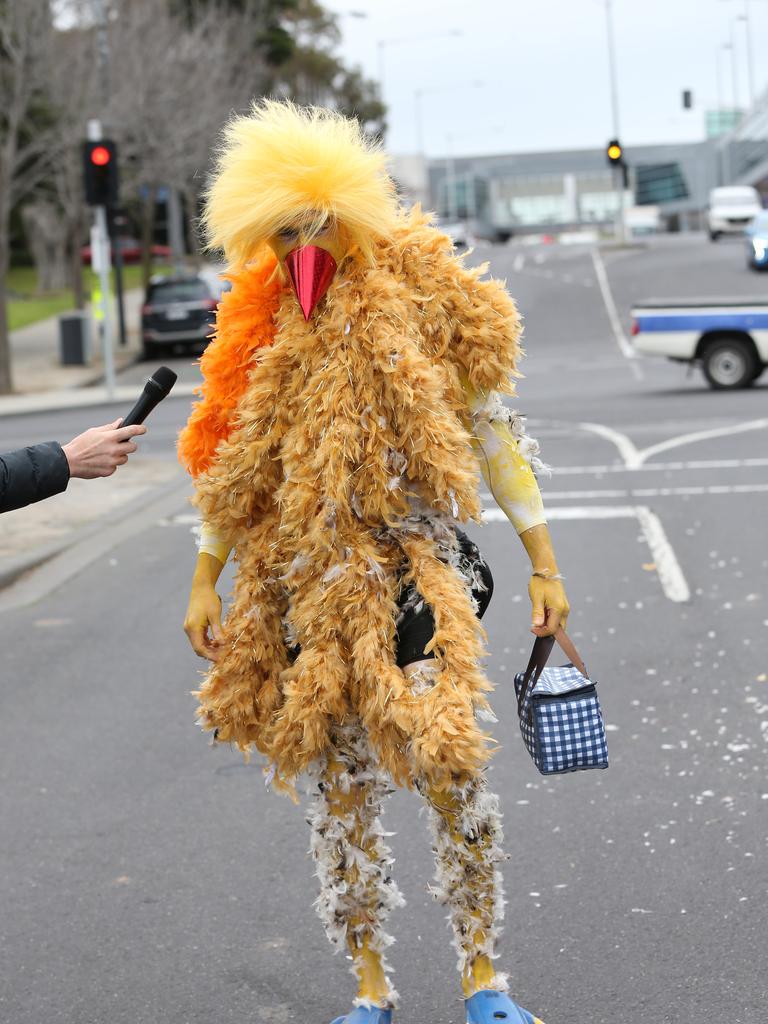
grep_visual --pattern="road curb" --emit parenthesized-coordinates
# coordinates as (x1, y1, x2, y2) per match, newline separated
(0, 381, 199, 418)
(0, 474, 192, 608)
(0, 538, 74, 591)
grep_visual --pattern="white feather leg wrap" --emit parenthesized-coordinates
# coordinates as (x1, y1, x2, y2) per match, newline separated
(308, 720, 404, 1009)
(420, 774, 508, 985)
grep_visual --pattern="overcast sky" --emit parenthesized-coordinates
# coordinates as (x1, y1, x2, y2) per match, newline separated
(325, 0, 768, 157)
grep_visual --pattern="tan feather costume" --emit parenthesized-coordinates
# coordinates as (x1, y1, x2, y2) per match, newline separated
(190, 209, 521, 793)
(179, 102, 554, 1014)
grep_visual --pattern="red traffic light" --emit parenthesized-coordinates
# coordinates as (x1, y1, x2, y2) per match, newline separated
(83, 139, 119, 206)
(90, 145, 111, 166)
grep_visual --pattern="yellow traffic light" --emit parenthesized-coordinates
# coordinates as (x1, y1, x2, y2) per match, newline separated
(607, 143, 622, 161)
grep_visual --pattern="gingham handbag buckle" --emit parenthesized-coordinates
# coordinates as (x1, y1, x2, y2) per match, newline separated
(514, 628, 608, 776)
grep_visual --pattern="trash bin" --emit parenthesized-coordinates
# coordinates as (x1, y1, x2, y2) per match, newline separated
(59, 312, 90, 366)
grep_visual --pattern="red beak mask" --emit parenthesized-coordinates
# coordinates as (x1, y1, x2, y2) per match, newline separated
(285, 245, 338, 321)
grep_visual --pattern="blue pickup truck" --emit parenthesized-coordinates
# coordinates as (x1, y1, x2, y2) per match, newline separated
(631, 296, 768, 389)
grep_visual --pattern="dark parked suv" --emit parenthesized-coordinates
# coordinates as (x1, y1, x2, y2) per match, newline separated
(141, 276, 221, 359)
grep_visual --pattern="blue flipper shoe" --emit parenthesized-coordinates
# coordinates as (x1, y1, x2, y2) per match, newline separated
(465, 990, 544, 1024)
(330, 1007, 392, 1024)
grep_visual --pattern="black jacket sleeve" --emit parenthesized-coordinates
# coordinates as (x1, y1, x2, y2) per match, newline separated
(0, 442, 71, 513)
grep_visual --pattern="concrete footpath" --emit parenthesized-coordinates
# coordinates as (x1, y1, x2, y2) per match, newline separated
(0, 294, 200, 591)
(8, 287, 146, 395)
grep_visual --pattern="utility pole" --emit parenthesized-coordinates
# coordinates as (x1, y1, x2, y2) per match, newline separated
(738, 8, 755, 106)
(377, 30, 462, 109)
(725, 26, 739, 111)
(720, 0, 760, 107)
(86, 121, 116, 400)
(604, 0, 621, 140)
(89, 0, 119, 391)
(445, 134, 457, 220)
(603, 0, 626, 243)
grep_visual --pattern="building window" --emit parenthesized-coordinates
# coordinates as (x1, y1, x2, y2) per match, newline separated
(635, 163, 689, 204)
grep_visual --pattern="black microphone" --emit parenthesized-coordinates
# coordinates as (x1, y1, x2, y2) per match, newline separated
(121, 366, 178, 427)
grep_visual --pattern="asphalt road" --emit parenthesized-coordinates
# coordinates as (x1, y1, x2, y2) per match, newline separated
(1, 235, 767, 1024)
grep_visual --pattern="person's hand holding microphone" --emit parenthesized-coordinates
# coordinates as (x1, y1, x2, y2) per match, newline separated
(64, 366, 177, 478)
(62, 419, 146, 479)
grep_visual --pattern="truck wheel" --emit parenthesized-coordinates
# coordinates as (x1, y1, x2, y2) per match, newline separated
(702, 338, 758, 389)
(709, 231, 720, 241)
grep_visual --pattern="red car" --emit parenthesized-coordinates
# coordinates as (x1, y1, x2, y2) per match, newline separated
(81, 237, 171, 265)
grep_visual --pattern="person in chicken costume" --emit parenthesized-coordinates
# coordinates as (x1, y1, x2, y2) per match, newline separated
(179, 101, 569, 1024)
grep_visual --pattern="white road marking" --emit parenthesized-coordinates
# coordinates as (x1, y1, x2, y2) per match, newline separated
(550, 457, 768, 475)
(580, 421, 641, 466)
(481, 505, 639, 522)
(513, 253, 525, 272)
(0, 481, 191, 612)
(634, 507, 691, 603)
(638, 418, 768, 465)
(482, 503, 690, 602)
(579, 418, 768, 469)
(539, 483, 768, 500)
(589, 247, 644, 379)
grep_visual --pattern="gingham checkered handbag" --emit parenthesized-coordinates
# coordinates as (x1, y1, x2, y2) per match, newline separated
(514, 629, 608, 775)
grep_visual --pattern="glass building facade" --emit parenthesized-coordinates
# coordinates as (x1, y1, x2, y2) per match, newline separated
(428, 87, 768, 238)
(429, 141, 717, 236)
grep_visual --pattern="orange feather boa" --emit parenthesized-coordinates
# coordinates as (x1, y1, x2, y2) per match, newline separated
(178, 250, 282, 477)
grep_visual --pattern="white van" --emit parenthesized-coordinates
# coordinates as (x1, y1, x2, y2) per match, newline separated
(707, 186, 763, 240)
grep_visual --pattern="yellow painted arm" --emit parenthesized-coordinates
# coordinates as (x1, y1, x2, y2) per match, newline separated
(463, 381, 547, 535)
(198, 522, 232, 565)
(462, 378, 570, 635)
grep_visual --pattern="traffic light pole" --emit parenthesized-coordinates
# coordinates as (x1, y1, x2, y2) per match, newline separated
(86, 119, 116, 399)
(94, 205, 116, 399)
(108, 207, 127, 347)
(613, 166, 627, 245)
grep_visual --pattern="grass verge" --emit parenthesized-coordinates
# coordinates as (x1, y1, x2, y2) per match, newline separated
(7, 264, 172, 331)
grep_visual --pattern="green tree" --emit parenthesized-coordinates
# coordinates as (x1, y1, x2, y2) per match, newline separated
(270, 0, 385, 137)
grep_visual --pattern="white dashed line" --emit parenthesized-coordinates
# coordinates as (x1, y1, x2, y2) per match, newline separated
(482, 503, 690, 602)
(579, 419, 768, 469)
(637, 419, 768, 465)
(590, 247, 644, 379)
(551, 457, 768, 475)
(540, 483, 768, 500)
(634, 507, 691, 603)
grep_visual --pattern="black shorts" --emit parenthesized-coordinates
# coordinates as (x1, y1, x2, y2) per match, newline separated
(286, 528, 493, 670)
(394, 528, 493, 668)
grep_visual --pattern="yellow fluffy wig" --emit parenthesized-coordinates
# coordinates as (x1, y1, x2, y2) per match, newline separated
(204, 99, 399, 267)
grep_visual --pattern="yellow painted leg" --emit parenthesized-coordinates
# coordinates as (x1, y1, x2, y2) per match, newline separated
(347, 933, 389, 1004)
(324, 754, 391, 1007)
(425, 782, 499, 998)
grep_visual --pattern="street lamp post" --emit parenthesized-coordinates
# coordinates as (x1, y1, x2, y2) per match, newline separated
(378, 30, 463, 92)
(445, 133, 457, 220)
(737, 12, 755, 105)
(719, 0, 768, 108)
(601, 0, 626, 242)
(412, 81, 485, 214)
(414, 79, 484, 156)
(603, 0, 621, 138)
(377, 30, 462, 104)
(723, 36, 739, 112)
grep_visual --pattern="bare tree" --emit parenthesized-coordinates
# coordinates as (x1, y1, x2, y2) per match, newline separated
(0, 1, 58, 393)
(0, 0, 386, 394)
(100, 0, 271, 285)
(21, 200, 69, 291)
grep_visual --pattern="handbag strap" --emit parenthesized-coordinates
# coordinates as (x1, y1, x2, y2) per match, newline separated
(517, 628, 589, 715)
